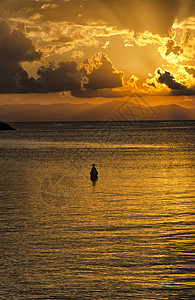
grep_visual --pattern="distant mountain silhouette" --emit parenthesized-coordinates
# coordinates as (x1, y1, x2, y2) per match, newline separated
(0, 121, 16, 131)
(150, 104, 195, 120)
(0, 101, 194, 122)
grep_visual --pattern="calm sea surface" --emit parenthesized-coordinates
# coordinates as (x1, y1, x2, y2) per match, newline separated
(0, 121, 194, 299)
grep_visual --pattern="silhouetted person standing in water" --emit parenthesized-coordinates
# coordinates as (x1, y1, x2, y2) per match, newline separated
(90, 164, 98, 181)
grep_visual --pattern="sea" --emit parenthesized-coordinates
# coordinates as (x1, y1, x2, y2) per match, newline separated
(0, 121, 194, 299)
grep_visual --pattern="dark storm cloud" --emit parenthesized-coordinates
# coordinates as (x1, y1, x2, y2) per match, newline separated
(36, 62, 81, 92)
(0, 21, 41, 93)
(0, 21, 124, 94)
(0, 21, 41, 63)
(82, 54, 123, 90)
(0, 21, 81, 93)
(157, 69, 187, 90)
(157, 69, 195, 96)
(2, 0, 195, 35)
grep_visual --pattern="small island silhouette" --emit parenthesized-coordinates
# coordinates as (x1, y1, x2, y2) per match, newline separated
(0, 121, 16, 131)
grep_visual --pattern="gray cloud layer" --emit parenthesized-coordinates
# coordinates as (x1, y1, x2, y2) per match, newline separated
(157, 69, 195, 96)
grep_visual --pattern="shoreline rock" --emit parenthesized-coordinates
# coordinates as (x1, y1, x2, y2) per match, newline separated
(0, 121, 16, 131)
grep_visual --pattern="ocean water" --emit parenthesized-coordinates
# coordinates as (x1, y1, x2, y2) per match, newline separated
(0, 121, 194, 299)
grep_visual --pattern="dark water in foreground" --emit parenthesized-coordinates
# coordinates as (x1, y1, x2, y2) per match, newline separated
(0, 121, 194, 299)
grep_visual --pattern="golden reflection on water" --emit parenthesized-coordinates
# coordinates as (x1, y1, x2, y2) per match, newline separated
(0, 122, 194, 299)
(17, 143, 193, 298)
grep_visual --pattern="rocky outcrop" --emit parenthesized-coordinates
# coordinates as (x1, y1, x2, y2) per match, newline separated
(0, 121, 16, 131)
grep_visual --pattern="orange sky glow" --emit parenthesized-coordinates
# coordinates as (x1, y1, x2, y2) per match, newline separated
(0, 0, 194, 121)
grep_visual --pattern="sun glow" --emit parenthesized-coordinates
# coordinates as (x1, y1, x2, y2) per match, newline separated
(0, 0, 194, 120)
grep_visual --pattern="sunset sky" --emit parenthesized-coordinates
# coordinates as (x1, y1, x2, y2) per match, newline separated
(0, 0, 195, 121)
